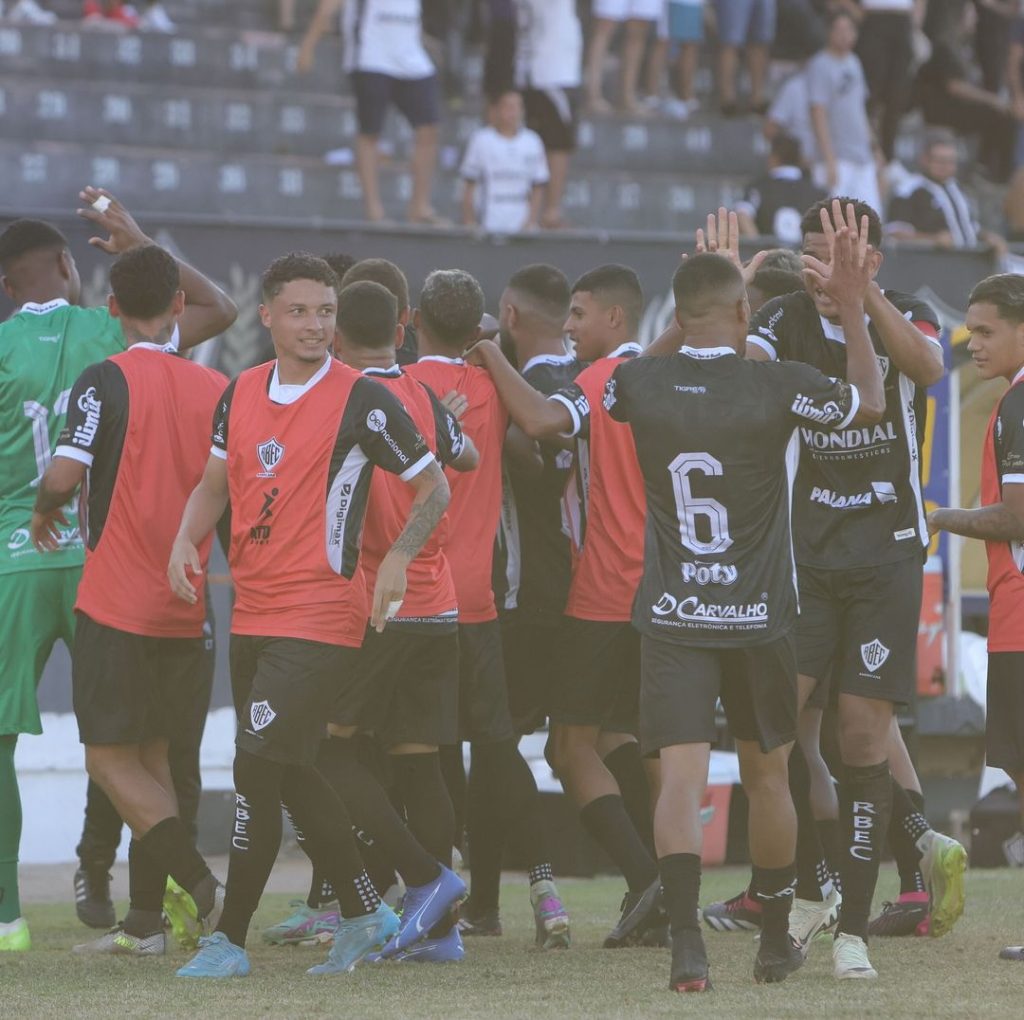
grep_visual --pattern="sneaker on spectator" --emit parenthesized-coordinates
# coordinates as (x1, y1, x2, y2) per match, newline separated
(139, 1, 175, 32)
(9, 0, 57, 24)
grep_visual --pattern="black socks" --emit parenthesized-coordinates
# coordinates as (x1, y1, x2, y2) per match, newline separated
(581, 794, 658, 893)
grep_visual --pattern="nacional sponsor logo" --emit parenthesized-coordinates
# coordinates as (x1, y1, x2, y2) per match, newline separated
(810, 487, 872, 509)
(860, 638, 890, 674)
(790, 393, 845, 426)
(366, 410, 412, 466)
(681, 560, 738, 586)
(256, 436, 285, 477)
(800, 421, 898, 453)
(73, 386, 102, 446)
(602, 378, 617, 411)
(250, 700, 276, 731)
(329, 482, 353, 547)
(651, 592, 768, 625)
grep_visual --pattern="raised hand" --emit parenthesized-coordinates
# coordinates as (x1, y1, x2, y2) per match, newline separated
(802, 224, 873, 309)
(76, 186, 150, 255)
(691, 206, 768, 285)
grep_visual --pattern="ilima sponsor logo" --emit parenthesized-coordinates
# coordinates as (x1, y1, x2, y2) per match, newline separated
(256, 436, 285, 477)
(652, 592, 768, 625)
(250, 699, 276, 731)
(73, 386, 102, 446)
(790, 393, 845, 426)
(860, 638, 890, 674)
(681, 561, 738, 586)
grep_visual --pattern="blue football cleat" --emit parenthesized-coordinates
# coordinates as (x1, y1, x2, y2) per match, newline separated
(307, 903, 400, 975)
(394, 927, 465, 963)
(176, 932, 251, 978)
(380, 866, 466, 958)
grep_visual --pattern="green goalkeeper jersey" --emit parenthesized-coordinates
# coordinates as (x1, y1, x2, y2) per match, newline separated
(0, 299, 124, 575)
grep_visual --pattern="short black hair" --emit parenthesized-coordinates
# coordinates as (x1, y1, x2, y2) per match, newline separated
(261, 251, 338, 302)
(771, 133, 803, 167)
(800, 197, 882, 248)
(322, 252, 357, 283)
(749, 266, 804, 303)
(759, 248, 805, 274)
(672, 253, 745, 317)
(827, 8, 857, 29)
(506, 263, 571, 322)
(0, 218, 68, 270)
(336, 280, 399, 349)
(109, 245, 181, 320)
(342, 257, 410, 310)
(969, 274, 1024, 324)
(419, 269, 486, 347)
(571, 264, 644, 332)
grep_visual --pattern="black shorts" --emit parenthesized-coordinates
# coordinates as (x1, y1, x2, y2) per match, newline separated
(639, 633, 798, 756)
(986, 652, 1024, 774)
(459, 620, 516, 745)
(230, 634, 358, 767)
(351, 70, 440, 136)
(797, 557, 922, 707)
(549, 616, 640, 733)
(501, 609, 563, 733)
(72, 612, 206, 746)
(523, 87, 578, 152)
(331, 624, 459, 749)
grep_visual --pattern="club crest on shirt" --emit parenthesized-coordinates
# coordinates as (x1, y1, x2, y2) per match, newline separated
(876, 355, 890, 378)
(250, 700, 276, 731)
(860, 638, 890, 674)
(256, 437, 285, 477)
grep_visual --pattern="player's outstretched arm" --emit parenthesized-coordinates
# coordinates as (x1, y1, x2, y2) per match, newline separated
(929, 486, 1024, 543)
(466, 339, 573, 439)
(865, 281, 944, 387)
(297, 0, 342, 73)
(31, 457, 86, 552)
(76, 186, 237, 349)
(168, 453, 229, 605)
(371, 460, 450, 632)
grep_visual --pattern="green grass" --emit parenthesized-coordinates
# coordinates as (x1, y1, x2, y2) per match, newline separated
(4, 868, 1023, 1018)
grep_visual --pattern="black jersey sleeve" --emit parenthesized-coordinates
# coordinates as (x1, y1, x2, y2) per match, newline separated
(779, 361, 859, 430)
(886, 290, 942, 341)
(55, 360, 128, 467)
(424, 384, 467, 466)
(350, 377, 433, 479)
(747, 294, 793, 362)
(549, 381, 592, 438)
(997, 384, 1024, 486)
(210, 378, 238, 460)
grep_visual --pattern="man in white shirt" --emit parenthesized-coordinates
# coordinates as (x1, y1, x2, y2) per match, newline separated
(461, 91, 549, 234)
(299, 0, 443, 225)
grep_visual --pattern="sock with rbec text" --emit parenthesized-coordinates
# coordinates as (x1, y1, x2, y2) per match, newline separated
(890, 784, 929, 897)
(580, 794, 658, 893)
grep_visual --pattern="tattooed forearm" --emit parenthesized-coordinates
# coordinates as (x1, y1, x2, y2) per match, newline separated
(390, 466, 450, 561)
(931, 504, 1024, 543)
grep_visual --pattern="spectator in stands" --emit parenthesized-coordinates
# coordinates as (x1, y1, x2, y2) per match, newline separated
(515, 0, 582, 229)
(714, 0, 776, 115)
(736, 133, 828, 242)
(807, 11, 883, 211)
(82, 0, 139, 29)
(584, 0, 662, 115)
(299, 0, 444, 225)
(461, 90, 548, 233)
(765, 63, 818, 167)
(887, 128, 1007, 252)
(772, 0, 826, 61)
(916, 13, 1019, 182)
(644, 0, 704, 118)
(856, 0, 919, 162)
(5, 0, 56, 23)
(138, 2, 175, 32)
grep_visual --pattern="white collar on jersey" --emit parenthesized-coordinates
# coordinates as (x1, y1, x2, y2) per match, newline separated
(1013, 364, 1024, 386)
(678, 345, 736, 359)
(362, 364, 402, 377)
(18, 298, 70, 315)
(608, 341, 643, 358)
(122, 324, 181, 353)
(521, 351, 575, 373)
(418, 354, 464, 365)
(269, 353, 332, 405)
(817, 313, 869, 344)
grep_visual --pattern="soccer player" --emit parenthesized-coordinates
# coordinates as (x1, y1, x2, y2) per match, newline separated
(168, 253, 450, 978)
(928, 273, 1024, 963)
(408, 270, 571, 949)
(0, 190, 235, 954)
(318, 278, 477, 963)
(745, 198, 967, 978)
(605, 235, 885, 990)
(30, 245, 229, 957)
(493, 265, 583, 737)
(466, 265, 662, 947)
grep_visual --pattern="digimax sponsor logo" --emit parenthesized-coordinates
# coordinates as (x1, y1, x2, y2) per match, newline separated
(800, 421, 897, 453)
(652, 593, 768, 624)
(681, 561, 738, 586)
(328, 482, 353, 546)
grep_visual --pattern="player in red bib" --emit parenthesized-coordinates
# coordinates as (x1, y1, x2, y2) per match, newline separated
(31, 245, 228, 956)
(408, 269, 571, 948)
(468, 265, 664, 947)
(929, 272, 1024, 964)
(167, 253, 452, 978)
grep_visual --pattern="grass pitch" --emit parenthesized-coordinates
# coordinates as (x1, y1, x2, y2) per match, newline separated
(3, 867, 1022, 1018)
